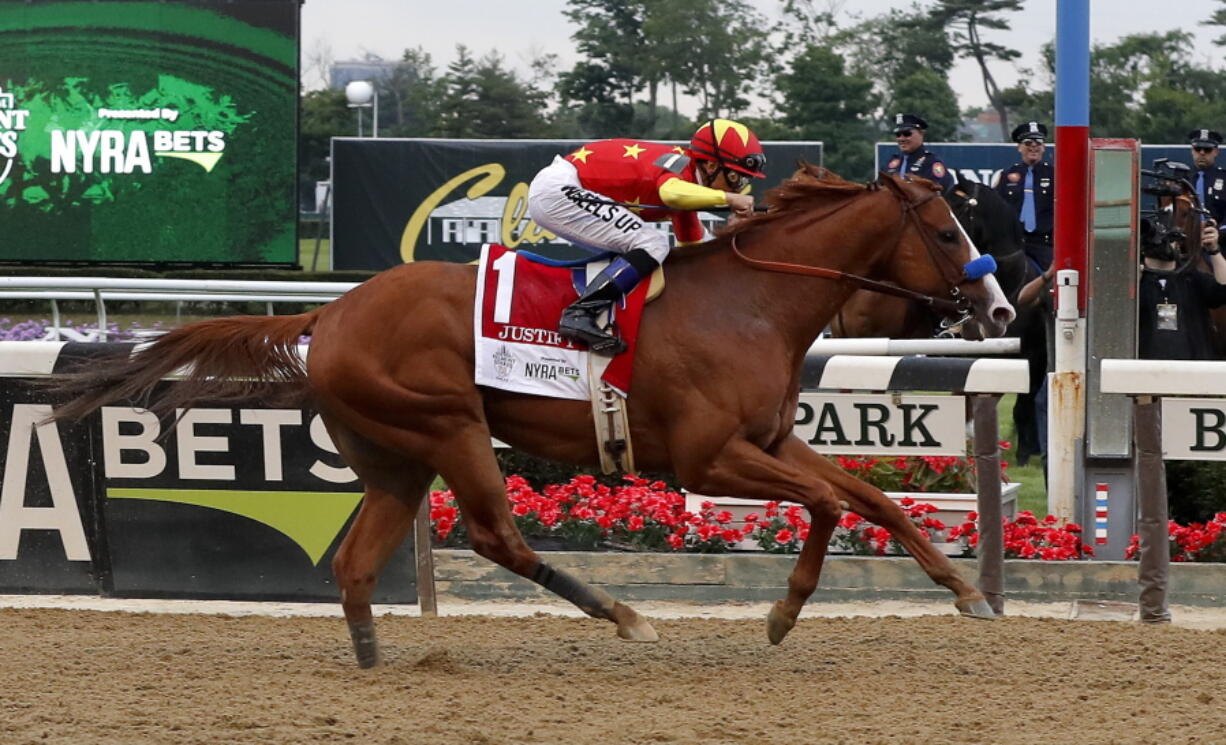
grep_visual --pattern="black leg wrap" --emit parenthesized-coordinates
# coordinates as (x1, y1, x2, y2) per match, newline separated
(348, 619, 380, 669)
(531, 562, 615, 620)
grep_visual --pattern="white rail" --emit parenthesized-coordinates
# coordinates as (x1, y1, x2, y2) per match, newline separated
(808, 337, 1020, 356)
(0, 276, 358, 341)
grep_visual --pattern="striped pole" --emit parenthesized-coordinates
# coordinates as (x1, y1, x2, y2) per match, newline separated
(1047, 0, 1091, 522)
(1094, 483, 1109, 546)
(1053, 0, 1091, 299)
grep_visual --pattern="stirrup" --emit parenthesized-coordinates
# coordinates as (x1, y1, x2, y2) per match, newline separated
(559, 313, 626, 356)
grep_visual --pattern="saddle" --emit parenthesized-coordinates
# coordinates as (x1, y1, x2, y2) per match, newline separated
(517, 248, 667, 302)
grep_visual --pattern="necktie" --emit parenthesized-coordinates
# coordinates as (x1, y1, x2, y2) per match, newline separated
(1021, 167, 1037, 233)
(898, 156, 908, 178)
(1197, 171, 1206, 204)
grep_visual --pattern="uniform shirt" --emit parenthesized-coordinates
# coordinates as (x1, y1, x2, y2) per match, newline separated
(566, 139, 721, 244)
(1192, 164, 1226, 226)
(885, 147, 956, 191)
(1138, 268, 1226, 360)
(995, 161, 1055, 238)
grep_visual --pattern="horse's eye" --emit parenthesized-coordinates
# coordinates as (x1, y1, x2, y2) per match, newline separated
(939, 229, 959, 243)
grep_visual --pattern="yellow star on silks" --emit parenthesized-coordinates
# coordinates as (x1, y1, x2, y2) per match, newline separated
(624, 197, 643, 215)
(569, 146, 593, 163)
(672, 146, 685, 154)
(622, 143, 646, 159)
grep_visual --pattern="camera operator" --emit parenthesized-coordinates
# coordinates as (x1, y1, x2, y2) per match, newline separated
(1139, 213, 1226, 360)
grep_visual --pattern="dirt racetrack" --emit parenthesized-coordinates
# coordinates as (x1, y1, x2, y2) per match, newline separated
(2, 607, 1224, 745)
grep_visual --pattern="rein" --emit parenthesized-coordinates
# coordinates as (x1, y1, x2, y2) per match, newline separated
(729, 179, 971, 316)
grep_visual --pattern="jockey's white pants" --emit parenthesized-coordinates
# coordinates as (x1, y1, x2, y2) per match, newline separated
(527, 156, 672, 264)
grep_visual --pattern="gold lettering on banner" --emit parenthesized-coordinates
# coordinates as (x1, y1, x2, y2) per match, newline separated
(401, 164, 505, 263)
(401, 163, 558, 262)
(501, 181, 557, 248)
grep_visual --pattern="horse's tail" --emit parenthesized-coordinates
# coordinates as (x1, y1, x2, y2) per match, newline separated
(49, 309, 323, 423)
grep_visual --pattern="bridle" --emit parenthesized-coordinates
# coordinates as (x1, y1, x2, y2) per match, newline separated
(730, 175, 987, 317)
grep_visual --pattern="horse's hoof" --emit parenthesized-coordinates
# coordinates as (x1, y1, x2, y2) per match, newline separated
(616, 616, 659, 642)
(956, 597, 997, 620)
(766, 602, 797, 645)
(348, 619, 381, 668)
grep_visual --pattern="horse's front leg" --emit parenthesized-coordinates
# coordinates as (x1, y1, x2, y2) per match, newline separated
(675, 436, 844, 644)
(781, 435, 996, 620)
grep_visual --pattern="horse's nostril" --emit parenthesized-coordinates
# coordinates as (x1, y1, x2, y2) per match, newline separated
(993, 306, 1016, 324)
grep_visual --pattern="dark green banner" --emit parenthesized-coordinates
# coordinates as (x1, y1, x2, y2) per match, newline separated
(0, 0, 299, 265)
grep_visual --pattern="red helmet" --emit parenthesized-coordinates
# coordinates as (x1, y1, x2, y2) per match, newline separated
(690, 119, 767, 178)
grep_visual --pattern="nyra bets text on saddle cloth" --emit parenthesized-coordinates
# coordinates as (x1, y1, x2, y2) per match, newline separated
(473, 243, 647, 400)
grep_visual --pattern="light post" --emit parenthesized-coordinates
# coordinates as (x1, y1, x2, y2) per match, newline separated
(345, 80, 378, 137)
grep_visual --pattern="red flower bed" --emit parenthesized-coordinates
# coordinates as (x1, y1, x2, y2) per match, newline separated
(1124, 513, 1226, 562)
(947, 510, 1094, 560)
(429, 473, 1097, 560)
(430, 474, 750, 553)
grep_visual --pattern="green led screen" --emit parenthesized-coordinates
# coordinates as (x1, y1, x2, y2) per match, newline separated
(0, 0, 299, 265)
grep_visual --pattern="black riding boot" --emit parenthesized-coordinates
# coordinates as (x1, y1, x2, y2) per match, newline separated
(559, 250, 658, 355)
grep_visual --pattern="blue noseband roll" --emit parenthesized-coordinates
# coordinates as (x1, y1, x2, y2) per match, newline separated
(963, 254, 997, 281)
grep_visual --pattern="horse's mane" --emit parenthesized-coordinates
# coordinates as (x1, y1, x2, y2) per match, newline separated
(717, 162, 873, 239)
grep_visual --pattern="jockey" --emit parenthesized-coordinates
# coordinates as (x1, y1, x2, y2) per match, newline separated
(527, 119, 764, 354)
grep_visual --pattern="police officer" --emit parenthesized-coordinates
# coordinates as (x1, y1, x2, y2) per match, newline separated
(1188, 129, 1226, 226)
(885, 113, 956, 191)
(996, 121, 1055, 271)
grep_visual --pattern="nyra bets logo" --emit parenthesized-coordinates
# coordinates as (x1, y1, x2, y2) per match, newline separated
(0, 85, 29, 185)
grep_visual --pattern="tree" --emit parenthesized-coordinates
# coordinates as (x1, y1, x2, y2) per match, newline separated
(930, 0, 1023, 141)
(436, 47, 552, 139)
(834, 7, 957, 130)
(378, 48, 444, 137)
(300, 88, 352, 179)
(775, 43, 878, 178)
(892, 69, 961, 142)
(651, 0, 768, 119)
(559, 0, 650, 135)
(1204, 0, 1226, 46)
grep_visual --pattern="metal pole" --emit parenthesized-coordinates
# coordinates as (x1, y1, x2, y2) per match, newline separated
(372, 91, 379, 138)
(414, 500, 438, 617)
(1049, 0, 1091, 523)
(1134, 395, 1171, 623)
(50, 299, 61, 341)
(973, 394, 1004, 615)
(311, 182, 331, 273)
(1050, 271, 1085, 520)
(93, 289, 107, 340)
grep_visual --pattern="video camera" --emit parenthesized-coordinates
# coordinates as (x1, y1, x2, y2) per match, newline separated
(1140, 158, 1194, 197)
(1139, 159, 1209, 263)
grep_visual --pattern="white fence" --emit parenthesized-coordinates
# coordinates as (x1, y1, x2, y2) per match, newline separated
(0, 276, 359, 341)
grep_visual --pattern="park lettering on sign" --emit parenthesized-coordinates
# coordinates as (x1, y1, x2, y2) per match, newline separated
(792, 393, 964, 456)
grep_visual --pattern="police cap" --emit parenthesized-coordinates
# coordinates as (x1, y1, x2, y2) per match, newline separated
(1189, 129, 1223, 147)
(893, 113, 928, 134)
(1011, 121, 1048, 143)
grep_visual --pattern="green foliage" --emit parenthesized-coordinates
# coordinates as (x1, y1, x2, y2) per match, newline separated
(775, 44, 877, 179)
(929, 0, 1023, 140)
(1164, 461, 1226, 524)
(892, 68, 962, 142)
(436, 46, 553, 139)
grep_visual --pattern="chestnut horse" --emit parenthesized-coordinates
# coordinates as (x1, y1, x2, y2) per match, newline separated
(50, 171, 1014, 667)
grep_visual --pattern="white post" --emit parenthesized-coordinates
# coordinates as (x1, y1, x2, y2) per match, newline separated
(1048, 269, 1085, 521)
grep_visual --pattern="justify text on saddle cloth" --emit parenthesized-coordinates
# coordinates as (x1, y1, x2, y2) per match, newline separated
(473, 243, 648, 400)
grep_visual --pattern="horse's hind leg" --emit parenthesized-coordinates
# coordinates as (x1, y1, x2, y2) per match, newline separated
(437, 430, 658, 642)
(325, 423, 437, 668)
